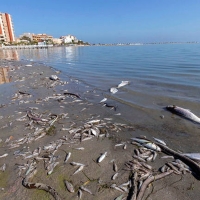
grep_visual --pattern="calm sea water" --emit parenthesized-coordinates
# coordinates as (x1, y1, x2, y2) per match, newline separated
(1, 44, 200, 149)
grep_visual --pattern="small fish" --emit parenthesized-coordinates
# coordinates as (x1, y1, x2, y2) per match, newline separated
(0, 153, 8, 158)
(64, 180, 75, 193)
(64, 152, 71, 163)
(182, 153, 200, 161)
(117, 81, 129, 88)
(70, 162, 85, 166)
(114, 194, 124, 200)
(112, 172, 119, 180)
(97, 152, 107, 163)
(0, 164, 6, 172)
(78, 189, 83, 199)
(166, 105, 200, 124)
(47, 162, 59, 175)
(74, 147, 85, 150)
(100, 98, 107, 103)
(113, 162, 118, 172)
(50, 75, 59, 81)
(110, 87, 118, 94)
(80, 186, 93, 194)
(73, 165, 84, 175)
(115, 142, 125, 147)
(91, 128, 100, 137)
(153, 137, 166, 145)
(131, 138, 150, 144)
(143, 142, 161, 152)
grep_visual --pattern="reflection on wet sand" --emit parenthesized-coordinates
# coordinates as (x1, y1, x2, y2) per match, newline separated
(0, 67, 10, 84)
(0, 49, 19, 60)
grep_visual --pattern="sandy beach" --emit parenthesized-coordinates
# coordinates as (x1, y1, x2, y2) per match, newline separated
(0, 59, 199, 200)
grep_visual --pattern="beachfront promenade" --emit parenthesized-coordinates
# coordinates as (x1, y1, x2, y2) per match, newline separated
(0, 44, 53, 49)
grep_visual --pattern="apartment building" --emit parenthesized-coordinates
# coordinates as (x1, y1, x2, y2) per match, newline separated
(0, 13, 15, 42)
(32, 33, 53, 42)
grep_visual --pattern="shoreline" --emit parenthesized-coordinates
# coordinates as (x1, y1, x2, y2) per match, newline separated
(0, 59, 199, 200)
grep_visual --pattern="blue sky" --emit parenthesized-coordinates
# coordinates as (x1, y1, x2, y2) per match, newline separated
(1, 0, 200, 43)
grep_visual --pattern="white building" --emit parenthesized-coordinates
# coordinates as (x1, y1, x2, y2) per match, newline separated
(60, 35, 78, 44)
(52, 38, 62, 44)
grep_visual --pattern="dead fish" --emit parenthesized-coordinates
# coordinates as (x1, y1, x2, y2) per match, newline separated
(110, 87, 118, 94)
(47, 162, 59, 175)
(70, 162, 85, 166)
(182, 153, 200, 161)
(80, 186, 93, 194)
(131, 138, 150, 144)
(166, 105, 200, 124)
(91, 128, 100, 137)
(74, 147, 85, 150)
(112, 172, 119, 180)
(0, 153, 8, 158)
(100, 98, 107, 103)
(64, 180, 75, 193)
(117, 81, 129, 88)
(153, 137, 166, 145)
(0, 164, 6, 172)
(115, 142, 125, 147)
(78, 189, 83, 199)
(64, 152, 71, 163)
(114, 194, 124, 200)
(73, 165, 84, 175)
(97, 152, 107, 163)
(113, 162, 118, 172)
(143, 142, 161, 152)
(50, 75, 59, 81)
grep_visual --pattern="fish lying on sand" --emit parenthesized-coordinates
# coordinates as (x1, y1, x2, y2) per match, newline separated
(166, 105, 200, 124)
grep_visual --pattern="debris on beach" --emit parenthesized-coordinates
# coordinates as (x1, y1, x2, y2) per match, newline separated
(1, 60, 199, 200)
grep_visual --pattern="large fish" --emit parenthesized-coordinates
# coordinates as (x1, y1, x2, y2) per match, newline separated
(166, 105, 200, 124)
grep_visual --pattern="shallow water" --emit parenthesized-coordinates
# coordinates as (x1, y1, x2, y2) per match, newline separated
(1, 44, 200, 152)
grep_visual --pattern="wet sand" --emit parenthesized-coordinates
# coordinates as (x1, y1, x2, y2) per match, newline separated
(0, 59, 199, 200)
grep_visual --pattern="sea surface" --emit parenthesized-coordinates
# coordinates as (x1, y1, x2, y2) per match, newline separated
(1, 44, 200, 150)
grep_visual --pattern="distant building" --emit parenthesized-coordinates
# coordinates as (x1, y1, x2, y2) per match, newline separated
(60, 35, 78, 43)
(19, 33, 34, 41)
(32, 33, 53, 42)
(52, 38, 62, 44)
(0, 12, 15, 42)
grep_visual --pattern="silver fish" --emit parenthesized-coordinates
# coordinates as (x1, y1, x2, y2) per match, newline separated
(70, 162, 85, 166)
(166, 105, 200, 124)
(112, 172, 119, 180)
(143, 142, 161, 152)
(47, 162, 59, 175)
(131, 138, 150, 144)
(100, 98, 107, 103)
(64, 180, 74, 193)
(80, 186, 93, 194)
(0, 153, 8, 158)
(73, 165, 84, 175)
(74, 147, 85, 150)
(117, 81, 129, 88)
(110, 87, 118, 94)
(64, 152, 71, 163)
(97, 152, 107, 163)
(114, 194, 124, 200)
(153, 137, 166, 145)
(182, 153, 200, 161)
(0, 164, 6, 172)
(78, 189, 83, 199)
